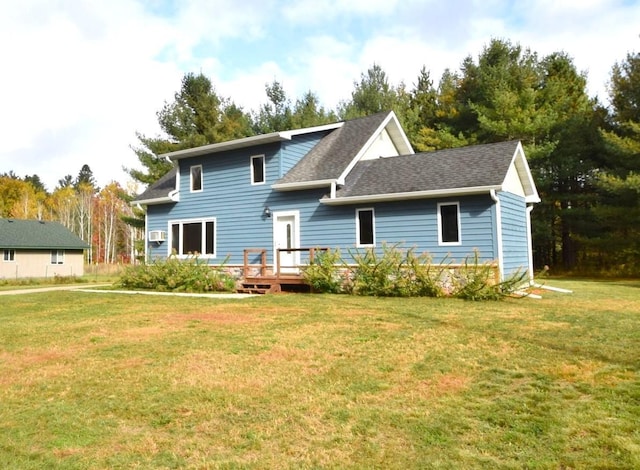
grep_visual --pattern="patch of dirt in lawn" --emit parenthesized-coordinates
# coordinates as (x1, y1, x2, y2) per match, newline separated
(168, 311, 261, 324)
(162, 305, 299, 325)
(424, 373, 471, 395)
(0, 348, 76, 386)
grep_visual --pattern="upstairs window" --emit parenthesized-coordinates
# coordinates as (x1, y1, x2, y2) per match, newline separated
(190, 165, 203, 192)
(356, 208, 375, 246)
(3, 249, 15, 262)
(438, 202, 461, 245)
(251, 155, 265, 184)
(170, 219, 216, 257)
(51, 250, 65, 265)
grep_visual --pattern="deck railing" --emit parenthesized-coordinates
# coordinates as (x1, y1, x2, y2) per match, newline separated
(242, 247, 330, 280)
(242, 248, 267, 278)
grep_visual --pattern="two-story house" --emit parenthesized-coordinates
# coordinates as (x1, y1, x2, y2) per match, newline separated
(133, 111, 540, 284)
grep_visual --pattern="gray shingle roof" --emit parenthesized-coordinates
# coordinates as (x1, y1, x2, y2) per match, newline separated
(132, 167, 177, 203)
(333, 140, 520, 198)
(0, 219, 89, 250)
(275, 111, 392, 184)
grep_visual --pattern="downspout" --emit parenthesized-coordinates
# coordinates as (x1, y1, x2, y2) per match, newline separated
(490, 190, 504, 282)
(526, 205, 535, 285)
(330, 181, 337, 199)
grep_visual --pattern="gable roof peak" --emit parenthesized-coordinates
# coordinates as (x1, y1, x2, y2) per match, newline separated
(273, 110, 413, 190)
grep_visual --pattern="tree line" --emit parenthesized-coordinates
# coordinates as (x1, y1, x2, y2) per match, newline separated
(3, 38, 638, 274)
(0, 166, 138, 264)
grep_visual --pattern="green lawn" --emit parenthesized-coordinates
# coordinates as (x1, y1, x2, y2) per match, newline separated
(0, 279, 638, 469)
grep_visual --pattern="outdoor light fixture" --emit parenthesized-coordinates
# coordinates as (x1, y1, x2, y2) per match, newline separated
(263, 206, 272, 218)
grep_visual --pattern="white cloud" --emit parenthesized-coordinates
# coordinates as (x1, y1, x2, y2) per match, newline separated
(0, 0, 180, 190)
(1, 0, 638, 193)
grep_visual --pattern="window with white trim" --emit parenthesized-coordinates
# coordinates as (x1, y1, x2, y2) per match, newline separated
(51, 250, 65, 264)
(356, 208, 375, 246)
(438, 202, 461, 245)
(251, 155, 265, 184)
(170, 219, 216, 256)
(3, 249, 15, 262)
(190, 165, 203, 192)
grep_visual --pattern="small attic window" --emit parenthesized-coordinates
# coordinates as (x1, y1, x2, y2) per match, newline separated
(190, 165, 203, 192)
(251, 155, 265, 185)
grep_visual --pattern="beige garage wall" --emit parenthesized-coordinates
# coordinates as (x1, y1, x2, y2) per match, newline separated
(0, 250, 85, 279)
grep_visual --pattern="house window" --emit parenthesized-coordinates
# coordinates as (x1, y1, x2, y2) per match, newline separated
(438, 202, 461, 245)
(169, 219, 216, 256)
(51, 250, 65, 264)
(3, 249, 15, 262)
(251, 155, 265, 184)
(356, 208, 375, 246)
(190, 165, 203, 192)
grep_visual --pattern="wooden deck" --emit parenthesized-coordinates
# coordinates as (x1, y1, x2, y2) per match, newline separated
(238, 247, 328, 294)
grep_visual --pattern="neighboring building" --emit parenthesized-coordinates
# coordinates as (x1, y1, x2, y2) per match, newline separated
(133, 111, 540, 282)
(0, 219, 89, 279)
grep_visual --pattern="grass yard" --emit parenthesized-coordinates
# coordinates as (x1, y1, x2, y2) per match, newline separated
(0, 279, 638, 469)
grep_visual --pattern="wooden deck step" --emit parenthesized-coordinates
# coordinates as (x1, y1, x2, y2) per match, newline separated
(237, 281, 281, 295)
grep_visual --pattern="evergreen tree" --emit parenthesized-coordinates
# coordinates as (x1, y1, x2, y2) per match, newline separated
(339, 64, 401, 119)
(252, 81, 293, 134)
(24, 174, 46, 194)
(75, 164, 97, 190)
(290, 91, 337, 129)
(57, 175, 74, 189)
(585, 52, 640, 274)
(127, 72, 253, 185)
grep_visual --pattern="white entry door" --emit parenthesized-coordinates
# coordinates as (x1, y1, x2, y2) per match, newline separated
(273, 211, 300, 273)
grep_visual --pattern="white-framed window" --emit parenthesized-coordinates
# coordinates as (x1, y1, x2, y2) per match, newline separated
(356, 208, 375, 247)
(51, 250, 65, 265)
(190, 165, 203, 192)
(251, 155, 265, 185)
(169, 218, 216, 257)
(3, 249, 15, 262)
(438, 202, 461, 245)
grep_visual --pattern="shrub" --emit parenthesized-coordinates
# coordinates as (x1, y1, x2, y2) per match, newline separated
(348, 243, 446, 297)
(302, 248, 344, 293)
(450, 250, 527, 301)
(118, 255, 235, 293)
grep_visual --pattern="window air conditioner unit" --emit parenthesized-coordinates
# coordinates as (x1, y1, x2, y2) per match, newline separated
(148, 230, 166, 242)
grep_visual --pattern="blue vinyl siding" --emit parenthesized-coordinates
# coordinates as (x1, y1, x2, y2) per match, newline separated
(147, 186, 498, 267)
(499, 191, 529, 276)
(144, 134, 501, 269)
(299, 195, 497, 265)
(280, 132, 331, 177)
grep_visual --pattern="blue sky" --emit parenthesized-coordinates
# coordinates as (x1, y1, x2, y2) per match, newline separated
(1, 0, 639, 192)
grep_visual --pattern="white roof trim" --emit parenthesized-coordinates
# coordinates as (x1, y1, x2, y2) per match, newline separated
(272, 179, 336, 191)
(320, 185, 502, 205)
(132, 196, 172, 206)
(508, 142, 541, 203)
(132, 189, 180, 206)
(337, 111, 414, 185)
(164, 122, 344, 161)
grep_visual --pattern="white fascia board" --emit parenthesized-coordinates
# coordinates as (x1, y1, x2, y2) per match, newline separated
(510, 142, 541, 203)
(272, 179, 335, 191)
(165, 133, 290, 160)
(320, 185, 501, 205)
(337, 111, 413, 185)
(164, 122, 344, 161)
(132, 190, 179, 206)
(280, 122, 343, 139)
(131, 196, 172, 206)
